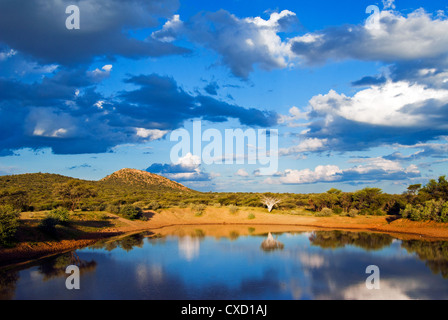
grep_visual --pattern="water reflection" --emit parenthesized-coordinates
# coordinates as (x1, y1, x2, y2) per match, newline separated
(260, 233, 284, 252)
(90, 232, 148, 252)
(2, 228, 448, 299)
(309, 231, 394, 251)
(178, 236, 200, 261)
(37, 252, 97, 281)
(401, 240, 448, 279)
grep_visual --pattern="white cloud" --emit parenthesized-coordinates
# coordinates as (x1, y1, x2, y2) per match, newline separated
(342, 279, 420, 300)
(176, 152, 201, 169)
(235, 168, 249, 177)
(382, 0, 396, 10)
(265, 157, 420, 185)
(278, 106, 309, 127)
(135, 128, 168, 141)
(280, 138, 328, 156)
(309, 81, 448, 128)
(265, 165, 342, 185)
(154, 10, 298, 78)
(89, 64, 113, 81)
(0, 48, 16, 61)
(291, 9, 448, 64)
(152, 14, 183, 42)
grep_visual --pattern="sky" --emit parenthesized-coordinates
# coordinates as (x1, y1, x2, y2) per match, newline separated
(0, 0, 448, 194)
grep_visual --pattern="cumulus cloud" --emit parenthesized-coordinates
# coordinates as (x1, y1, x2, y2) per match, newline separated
(282, 81, 448, 154)
(153, 10, 298, 79)
(290, 9, 448, 66)
(235, 168, 249, 177)
(265, 157, 420, 185)
(135, 128, 168, 141)
(278, 106, 309, 127)
(146, 153, 211, 182)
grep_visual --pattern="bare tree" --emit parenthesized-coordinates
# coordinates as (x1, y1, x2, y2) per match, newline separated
(261, 195, 281, 212)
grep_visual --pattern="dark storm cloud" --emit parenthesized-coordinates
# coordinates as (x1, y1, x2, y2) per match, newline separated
(117, 74, 279, 129)
(0, 71, 279, 156)
(204, 81, 219, 95)
(0, 0, 189, 66)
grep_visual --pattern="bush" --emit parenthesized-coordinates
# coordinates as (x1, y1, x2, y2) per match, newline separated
(248, 213, 256, 220)
(146, 200, 160, 211)
(106, 204, 120, 214)
(48, 207, 70, 224)
(0, 205, 20, 246)
(178, 202, 188, 208)
(119, 205, 143, 220)
(192, 204, 207, 216)
(348, 209, 358, 218)
(228, 205, 239, 214)
(315, 208, 333, 217)
(332, 206, 343, 214)
(400, 200, 448, 223)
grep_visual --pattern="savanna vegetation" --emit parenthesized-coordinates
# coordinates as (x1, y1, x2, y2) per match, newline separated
(1, 168, 448, 249)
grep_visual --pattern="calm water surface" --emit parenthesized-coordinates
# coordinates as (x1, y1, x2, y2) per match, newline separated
(2, 227, 448, 300)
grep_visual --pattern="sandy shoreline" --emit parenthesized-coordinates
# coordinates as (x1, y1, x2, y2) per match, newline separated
(2, 207, 448, 268)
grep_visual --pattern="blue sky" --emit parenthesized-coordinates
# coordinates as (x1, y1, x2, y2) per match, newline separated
(1, 0, 448, 193)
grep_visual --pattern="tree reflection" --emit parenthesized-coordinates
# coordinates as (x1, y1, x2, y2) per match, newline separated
(401, 240, 448, 279)
(0, 268, 19, 300)
(309, 231, 393, 251)
(38, 251, 96, 281)
(260, 232, 284, 252)
(90, 233, 147, 252)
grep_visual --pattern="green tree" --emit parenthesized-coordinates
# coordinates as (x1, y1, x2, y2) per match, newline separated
(419, 176, 448, 201)
(119, 205, 143, 220)
(0, 190, 30, 211)
(0, 205, 20, 246)
(53, 180, 97, 211)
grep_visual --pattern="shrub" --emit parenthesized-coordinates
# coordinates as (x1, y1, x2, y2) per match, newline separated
(192, 204, 207, 216)
(0, 205, 20, 246)
(400, 200, 448, 223)
(146, 200, 160, 211)
(315, 208, 333, 217)
(348, 209, 358, 218)
(105, 204, 120, 214)
(178, 202, 187, 208)
(48, 207, 70, 224)
(248, 213, 256, 220)
(228, 205, 239, 214)
(332, 206, 343, 214)
(119, 205, 143, 220)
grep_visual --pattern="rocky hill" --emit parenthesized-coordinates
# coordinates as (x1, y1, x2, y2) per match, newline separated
(100, 168, 191, 192)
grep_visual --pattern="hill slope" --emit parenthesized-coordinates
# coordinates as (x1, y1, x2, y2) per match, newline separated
(0, 169, 194, 210)
(100, 168, 191, 192)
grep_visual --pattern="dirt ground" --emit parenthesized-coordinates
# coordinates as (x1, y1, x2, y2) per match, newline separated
(2, 207, 448, 268)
